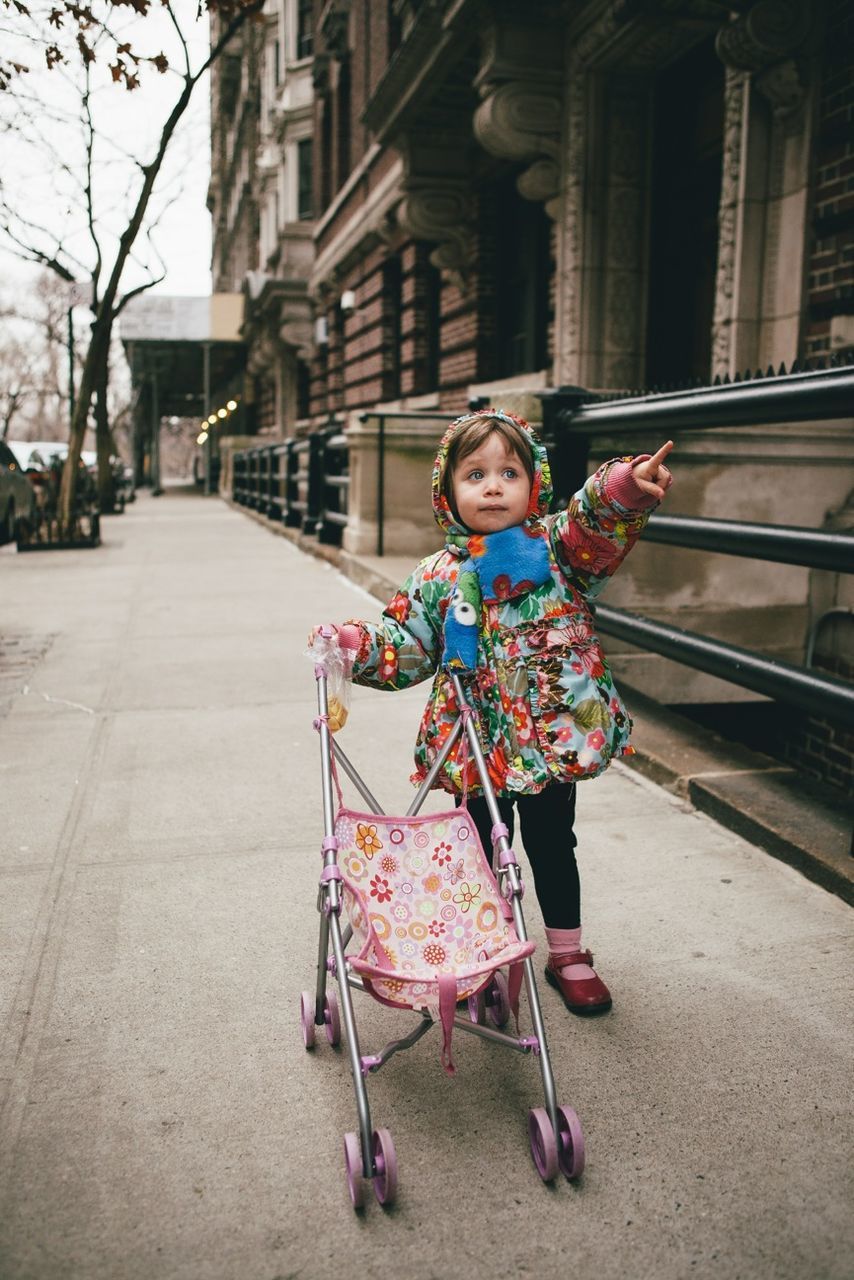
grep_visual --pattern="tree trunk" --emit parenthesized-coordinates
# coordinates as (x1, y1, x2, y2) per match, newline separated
(94, 342, 115, 513)
(58, 311, 111, 535)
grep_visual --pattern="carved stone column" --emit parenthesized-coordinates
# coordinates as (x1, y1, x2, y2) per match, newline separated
(712, 1, 818, 377)
(710, 67, 750, 379)
(556, 4, 628, 386)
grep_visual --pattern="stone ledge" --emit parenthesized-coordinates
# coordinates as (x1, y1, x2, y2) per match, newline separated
(621, 688, 853, 907)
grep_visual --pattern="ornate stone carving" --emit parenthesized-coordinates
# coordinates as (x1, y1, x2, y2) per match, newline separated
(557, 3, 626, 383)
(755, 58, 805, 116)
(474, 82, 561, 214)
(715, 0, 812, 117)
(716, 0, 810, 68)
(711, 68, 748, 378)
(397, 181, 476, 292)
(312, 53, 330, 97)
(601, 83, 650, 389)
(473, 23, 563, 218)
(320, 0, 350, 58)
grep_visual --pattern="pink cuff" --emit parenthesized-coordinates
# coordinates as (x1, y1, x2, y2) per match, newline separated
(337, 623, 362, 652)
(605, 457, 658, 510)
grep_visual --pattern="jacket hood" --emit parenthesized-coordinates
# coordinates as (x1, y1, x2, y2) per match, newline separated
(431, 409, 553, 538)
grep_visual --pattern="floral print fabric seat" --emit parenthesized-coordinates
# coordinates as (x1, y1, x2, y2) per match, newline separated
(335, 806, 534, 1017)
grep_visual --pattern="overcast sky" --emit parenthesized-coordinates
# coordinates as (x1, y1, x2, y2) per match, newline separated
(1, 1, 214, 302)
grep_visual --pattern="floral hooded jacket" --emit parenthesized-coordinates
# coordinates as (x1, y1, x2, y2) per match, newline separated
(345, 414, 655, 798)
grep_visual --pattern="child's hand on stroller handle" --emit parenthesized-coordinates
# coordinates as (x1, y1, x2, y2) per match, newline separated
(308, 623, 360, 652)
(308, 623, 335, 647)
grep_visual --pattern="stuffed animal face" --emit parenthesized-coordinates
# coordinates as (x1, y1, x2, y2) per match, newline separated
(444, 571, 480, 667)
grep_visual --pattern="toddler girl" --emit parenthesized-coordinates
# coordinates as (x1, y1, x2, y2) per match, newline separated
(312, 410, 672, 1015)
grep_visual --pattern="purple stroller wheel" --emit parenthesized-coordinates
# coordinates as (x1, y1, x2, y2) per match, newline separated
(371, 1128, 398, 1207)
(528, 1108, 558, 1182)
(485, 971, 510, 1028)
(343, 1132, 366, 1209)
(556, 1105, 585, 1179)
(299, 991, 316, 1049)
(324, 990, 341, 1046)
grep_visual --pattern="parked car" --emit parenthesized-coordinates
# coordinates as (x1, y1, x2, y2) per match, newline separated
(7, 441, 51, 472)
(0, 439, 38, 544)
(113, 456, 135, 505)
(7, 441, 55, 514)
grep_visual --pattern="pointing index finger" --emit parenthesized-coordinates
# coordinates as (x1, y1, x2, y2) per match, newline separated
(650, 440, 674, 468)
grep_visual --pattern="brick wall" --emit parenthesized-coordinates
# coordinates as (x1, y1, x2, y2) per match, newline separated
(781, 651, 854, 799)
(805, 0, 854, 358)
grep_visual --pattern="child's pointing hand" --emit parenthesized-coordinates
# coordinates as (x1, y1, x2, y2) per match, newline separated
(632, 440, 674, 502)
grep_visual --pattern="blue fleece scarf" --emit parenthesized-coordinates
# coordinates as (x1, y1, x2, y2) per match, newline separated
(442, 525, 551, 671)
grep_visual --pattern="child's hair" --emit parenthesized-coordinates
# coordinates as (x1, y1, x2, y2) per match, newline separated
(441, 414, 535, 511)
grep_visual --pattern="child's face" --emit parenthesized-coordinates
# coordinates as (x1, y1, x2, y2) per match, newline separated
(451, 432, 532, 534)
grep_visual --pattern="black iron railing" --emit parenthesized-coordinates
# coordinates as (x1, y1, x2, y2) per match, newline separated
(232, 420, 348, 545)
(538, 362, 854, 728)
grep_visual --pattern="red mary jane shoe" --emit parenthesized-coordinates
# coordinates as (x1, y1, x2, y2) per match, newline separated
(544, 949, 612, 1016)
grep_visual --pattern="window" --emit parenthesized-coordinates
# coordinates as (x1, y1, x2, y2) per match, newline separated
(494, 177, 550, 376)
(424, 262, 441, 391)
(645, 38, 723, 385)
(387, 1, 402, 56)
(296, 0, 313, 59)
(320, 100, 332, 210)
(382, 256, 403, 400)
(297, 139, 313, 220)
(336, 56, 351, 191)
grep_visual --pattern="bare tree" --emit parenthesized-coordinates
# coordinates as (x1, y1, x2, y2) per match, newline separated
(0, 271, 83, 440)
(1, 0, 254, 90)
(0, 328, 39, 439)
(0, 0, 261, 530)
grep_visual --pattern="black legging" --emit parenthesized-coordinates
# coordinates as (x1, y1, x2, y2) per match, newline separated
(457, 784, 581, 929)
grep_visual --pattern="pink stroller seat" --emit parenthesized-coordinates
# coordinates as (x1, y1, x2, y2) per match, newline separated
(335, 805, 534, 1070)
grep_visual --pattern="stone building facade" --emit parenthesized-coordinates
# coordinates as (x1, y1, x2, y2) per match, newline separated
(210, 1, 853, 434)
(209, 0, 316, 434)
(209, 0, 853, 783)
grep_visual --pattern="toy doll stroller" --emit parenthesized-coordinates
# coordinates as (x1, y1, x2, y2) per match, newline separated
(301, 633, 585, 1209)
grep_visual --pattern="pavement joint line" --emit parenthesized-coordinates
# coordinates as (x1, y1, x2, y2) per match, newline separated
(0, 571, 142, 1197)
(0, 714, 111, 1186)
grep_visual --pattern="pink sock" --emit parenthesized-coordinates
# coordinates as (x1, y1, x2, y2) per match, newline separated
(545, 926, 595, 980)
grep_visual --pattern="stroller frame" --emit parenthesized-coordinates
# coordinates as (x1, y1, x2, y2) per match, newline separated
(302, 650, 584, 1208)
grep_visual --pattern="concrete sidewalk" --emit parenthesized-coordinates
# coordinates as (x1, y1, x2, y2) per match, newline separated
(1, 488, 852, 1280)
